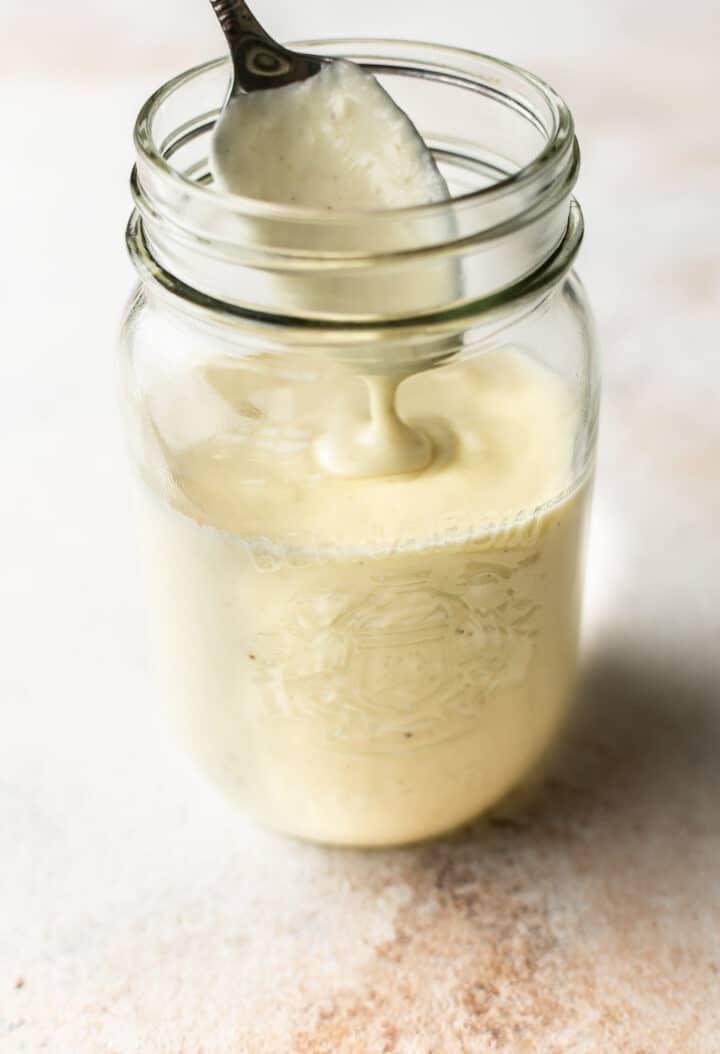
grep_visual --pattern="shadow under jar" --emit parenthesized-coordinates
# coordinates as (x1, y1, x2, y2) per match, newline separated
(119, 40, 599, 847)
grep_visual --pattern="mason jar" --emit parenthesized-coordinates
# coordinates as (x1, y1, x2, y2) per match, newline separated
(119, 40, 599, 847)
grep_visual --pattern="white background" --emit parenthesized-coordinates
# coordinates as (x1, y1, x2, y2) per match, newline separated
(2, 2, 719, 1051)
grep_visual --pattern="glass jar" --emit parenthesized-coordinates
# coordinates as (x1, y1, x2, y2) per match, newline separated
(119, 40, 599, 847)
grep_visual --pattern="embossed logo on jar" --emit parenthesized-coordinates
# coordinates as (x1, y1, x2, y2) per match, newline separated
(255, 562, 540, 753)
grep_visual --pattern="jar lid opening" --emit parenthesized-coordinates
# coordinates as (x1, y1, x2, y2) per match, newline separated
(129, 40, 581, 324)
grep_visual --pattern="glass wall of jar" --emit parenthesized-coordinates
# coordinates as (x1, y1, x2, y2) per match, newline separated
(119, 41, 599, 847)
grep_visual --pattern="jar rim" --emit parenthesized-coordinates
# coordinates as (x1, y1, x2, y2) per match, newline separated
(126, 198, 584, 338)
(134, 38, 575, 225)
(129, 38, 582, 331)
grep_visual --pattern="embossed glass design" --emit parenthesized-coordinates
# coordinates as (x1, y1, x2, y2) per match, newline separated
(119, 40, 599, 846)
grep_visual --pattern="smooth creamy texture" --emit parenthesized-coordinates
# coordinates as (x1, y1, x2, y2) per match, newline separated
(211, 60, 449, 207)
(212, 59, 452, 476)
(141, 350, 589, 846)
(314, 375, 433, 477)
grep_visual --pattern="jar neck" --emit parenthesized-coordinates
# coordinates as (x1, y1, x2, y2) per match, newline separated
(129, 41, 582, 336)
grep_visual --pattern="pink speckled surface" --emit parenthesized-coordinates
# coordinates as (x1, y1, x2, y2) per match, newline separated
(2, 2, 719, 1051)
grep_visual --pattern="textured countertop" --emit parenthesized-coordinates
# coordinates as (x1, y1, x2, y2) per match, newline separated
(2, 1, 719, 1051)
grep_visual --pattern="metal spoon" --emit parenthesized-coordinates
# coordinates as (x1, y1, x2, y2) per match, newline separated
(208, 0, 328, 94)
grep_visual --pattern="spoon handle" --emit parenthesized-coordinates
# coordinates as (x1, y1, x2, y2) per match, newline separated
(209, 0, 266, 41)
(209, 0, 324, 94)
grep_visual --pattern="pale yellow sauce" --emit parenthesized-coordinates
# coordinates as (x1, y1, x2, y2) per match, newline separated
(211, 58, 453, 477)
(141, 350, 589, 846)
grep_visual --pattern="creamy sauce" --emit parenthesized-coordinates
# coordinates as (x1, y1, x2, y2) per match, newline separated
(137, 61, 589, 845)
(212, 59, 451, 477)
(211, 60, 449, 208)
(141, 350, 589, 846)
(314, 375, 433, 477)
